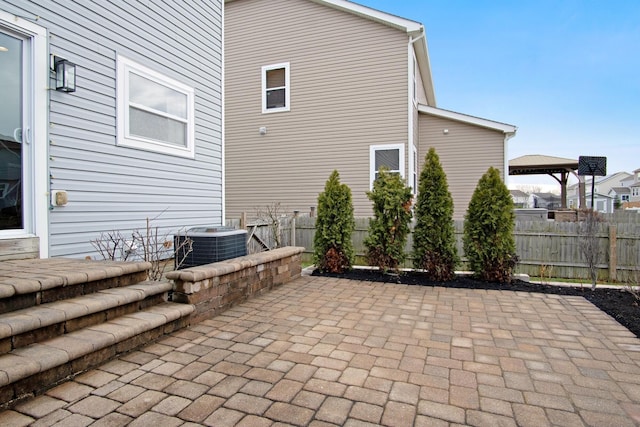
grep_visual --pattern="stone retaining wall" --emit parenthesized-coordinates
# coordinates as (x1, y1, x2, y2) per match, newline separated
(166, 246, 305, 323)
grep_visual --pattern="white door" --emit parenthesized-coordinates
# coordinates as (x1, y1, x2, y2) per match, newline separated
(0, 12, 48, 257)
(0, 30, 26, 232)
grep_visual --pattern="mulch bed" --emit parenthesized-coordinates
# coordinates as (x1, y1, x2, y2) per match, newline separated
(311, 269, 640, 339)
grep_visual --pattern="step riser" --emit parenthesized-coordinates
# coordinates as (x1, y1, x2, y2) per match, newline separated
(0, 271, 149, 315)
(0, 316, 190, 409)
(0, 293, 168, 355)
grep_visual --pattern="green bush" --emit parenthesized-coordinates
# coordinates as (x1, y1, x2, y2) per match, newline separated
(313, 170, 355, 273)
(413, 148, 458, 281)
(463, 167, 517, 282)
(364, 168, 413, 273)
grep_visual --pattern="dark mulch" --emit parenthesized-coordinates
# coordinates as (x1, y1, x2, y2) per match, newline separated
(311, 268, 640, 339)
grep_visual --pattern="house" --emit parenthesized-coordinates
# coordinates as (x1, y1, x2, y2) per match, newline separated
(510, 189, 530, 208)
(624, 168, 640, 209)
(529, 193, 562, 210)
(224, 0, 517, 220)
(608, 187, 630, 209)
(0, 2, 223, 260)
(567, 171, 632, 212)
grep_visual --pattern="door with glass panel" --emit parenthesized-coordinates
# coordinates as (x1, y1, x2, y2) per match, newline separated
(0, 29, 24, 231)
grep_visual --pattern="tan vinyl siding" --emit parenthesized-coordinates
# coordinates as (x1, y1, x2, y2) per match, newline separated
(225, 0, 409, 218)
(414, 48, 429, 105)
(418, 114, 505, 220)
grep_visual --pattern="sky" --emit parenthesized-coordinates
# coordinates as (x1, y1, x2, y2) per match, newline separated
(356, 0, 640, 190)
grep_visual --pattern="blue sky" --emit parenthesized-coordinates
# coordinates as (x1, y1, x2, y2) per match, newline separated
(356, 0, 640, 188)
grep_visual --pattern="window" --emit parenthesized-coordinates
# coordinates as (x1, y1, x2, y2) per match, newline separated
(633, 188, 639, 197)
(370, 144, 405, 188)
(117, 55, 195, 158)
(622, 195, 630, 202)
(262, 62, 290, 113)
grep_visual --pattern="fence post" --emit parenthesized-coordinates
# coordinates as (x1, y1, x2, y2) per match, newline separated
(609, 224, 617, 282)
(240, 212, 247, 229)
(291, 211, 299, 246)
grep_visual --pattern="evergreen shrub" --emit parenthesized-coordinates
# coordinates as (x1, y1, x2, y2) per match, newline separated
(413, 148, 458, 281)
(364, 168, 413, 273)
(463, 167, 517, 282)
(313, 170, 355, 273)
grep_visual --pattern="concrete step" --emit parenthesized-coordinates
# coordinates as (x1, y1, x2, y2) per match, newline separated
(0, 302, 194, 407)
(0, 259, 151, 314)
(0, 281, 174, 355)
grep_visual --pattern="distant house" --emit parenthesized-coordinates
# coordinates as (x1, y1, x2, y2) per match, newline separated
(608, 187, 630, 209)
(0, 2, 223, 260)
(224, 0, 517, 220)
(510, 190, 529, 208)
(530, 193, 562, 210)
(625, 168, 640, 208)
(567, 171, 632, 211)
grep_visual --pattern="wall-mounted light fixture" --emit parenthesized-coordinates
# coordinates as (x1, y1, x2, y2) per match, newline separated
(54, 57, 76, 92)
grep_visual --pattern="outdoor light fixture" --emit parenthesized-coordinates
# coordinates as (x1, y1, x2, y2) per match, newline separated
(54, 57, 76, 92)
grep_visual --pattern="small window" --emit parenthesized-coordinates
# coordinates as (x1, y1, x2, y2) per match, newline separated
(622, 195, 629, 201)
(262, 62, 290, 113)
(370, 144, 405, 188)
(117, 55, 195, 158)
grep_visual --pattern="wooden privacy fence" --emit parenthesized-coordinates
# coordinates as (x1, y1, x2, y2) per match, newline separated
(288, 216, 640, 283)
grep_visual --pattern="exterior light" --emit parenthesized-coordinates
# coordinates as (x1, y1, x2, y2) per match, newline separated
(55, 58, 76, 92)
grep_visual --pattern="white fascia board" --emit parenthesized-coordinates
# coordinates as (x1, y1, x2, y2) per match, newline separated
(313, 0, 423, 32)
(418, 104, 517, 134)
(413, 36, 436, 106)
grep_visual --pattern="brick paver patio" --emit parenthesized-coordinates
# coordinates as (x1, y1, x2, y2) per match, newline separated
(1, 274, 640, 426)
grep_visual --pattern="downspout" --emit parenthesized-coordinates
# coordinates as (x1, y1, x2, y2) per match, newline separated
(407, 29, 425, 192)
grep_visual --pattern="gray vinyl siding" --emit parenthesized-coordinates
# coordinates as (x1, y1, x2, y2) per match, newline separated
(418, 114, 505, 220)
(2, 1, 223, 257)
(225, 0, 409, 218)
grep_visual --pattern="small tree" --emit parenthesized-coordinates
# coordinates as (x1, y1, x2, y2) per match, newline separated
(364, 168, 413, 273)
(463, 167, 517, 282)
(413, 148, 458, 281)
(313, 170, 356, 273)
(578, 209, 603, 289)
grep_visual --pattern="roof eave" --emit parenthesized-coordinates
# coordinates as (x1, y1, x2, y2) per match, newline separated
(312, 0, 423, 32)
(413, 32, 437, 106)
(418, 104, 517, 134)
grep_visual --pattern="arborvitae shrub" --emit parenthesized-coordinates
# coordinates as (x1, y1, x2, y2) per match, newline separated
(313, 170, 355, 273)
(413, 148, 458, 281)
(463, 167, 517, 282)
(364, 168, 413, 273)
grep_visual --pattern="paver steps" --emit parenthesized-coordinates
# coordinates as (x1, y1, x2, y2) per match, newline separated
(0, 259, 195, 408)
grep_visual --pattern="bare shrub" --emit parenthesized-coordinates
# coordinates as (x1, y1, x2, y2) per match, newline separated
(91, 217, 193, 281)
(577, 209, 604, 289)
(254, 202, 287, 249)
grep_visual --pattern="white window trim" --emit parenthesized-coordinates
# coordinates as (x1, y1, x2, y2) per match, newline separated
(369, 144, 405, 189)
(412, 145, 418, 193)
(261, 62, 290, 114)
(0, 11, 49, 257)
(117, 55, 195, 158)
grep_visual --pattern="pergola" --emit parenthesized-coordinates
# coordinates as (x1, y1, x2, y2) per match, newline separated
(509, 155, 582, 209)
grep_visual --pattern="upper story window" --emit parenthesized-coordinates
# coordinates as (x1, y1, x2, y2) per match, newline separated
(117, 55, 195, 158)
(633, 188, 639, 197)
(262, 62, 290, 113)
(370, 144, 405, 188)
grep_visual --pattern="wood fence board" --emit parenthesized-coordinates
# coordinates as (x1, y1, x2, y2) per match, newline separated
(229, 215, 640, 282)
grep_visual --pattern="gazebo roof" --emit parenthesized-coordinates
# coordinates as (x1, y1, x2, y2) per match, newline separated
(509, 155, 578, 176)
